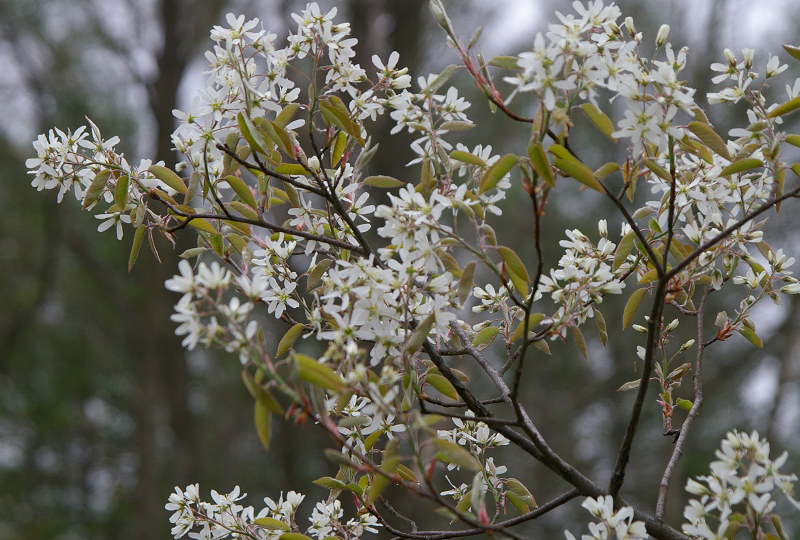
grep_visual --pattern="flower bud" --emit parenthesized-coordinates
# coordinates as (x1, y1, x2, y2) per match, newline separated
(624, 16, 636, 36)
(632, 324, 648, 333)
(742, 48, 755, 69)
(724, 48, 736, 65)
(666, 318, 679, 332)
(655, 24, 670, 47)
(307, 155, 321, 172)
(679, 339, 695, 352)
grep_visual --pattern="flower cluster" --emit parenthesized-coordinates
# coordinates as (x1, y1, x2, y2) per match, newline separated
(565, 495, 647, 540)
(165, 485, 379, 540)
(682, 430, 800, 539)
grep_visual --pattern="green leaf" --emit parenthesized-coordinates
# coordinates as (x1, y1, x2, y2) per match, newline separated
(277, 323, 305, 357)
(527, 141, 555, 188)
(510, 313, 546, 342)
(571, 325, 588, 360)
(332, 131, 347, 166)
(579, 103, 616, 140)
(506, 478, 537, 509)
(784, 134, 800, 147)
(149, 165, 188, 195)
(595, 309, 608, 347)
(183, 217, 219, 235)
(254, 401, 271, 451)
(450, 150, 487, 167)
(738, 326, 763, 348)
(404, 313, 436, 355)
(552, 155, 604, 192)
(440, 120, 475, 131)
(114, 174, 129, 209)
(643, 158, 671, 181)
(83, 169, 111, 209)
(241, 371, 283, 414)
(238, 112, 268, 154)
(296, 353, 345, 391)
(687, 121, 732, 161)
(498, 246, 530, 282)
(432, 439, 482, 471)
(676, 398, 693, 411)
(719, 158, 763, 176)
(623, 288, 647, 329)
(768, 95, 800, 118)
(613, 231, 635, 271)
(275, 163, 308, 175)
(279, 534, 314, 540)
(488, 55, 520, 69)
(319, 97, 363, 145)
(783, 44, 800, 62)
(307, 258, 332, 289)
(254, 518, 291, 531)
(478, 154, 518, 194)
(259, 119, 295, 156)
(128, 225, 146, 272)
(472, 326, 500, 347)
(422, 64, 458, 94)
(364, 175, 404, 188)
(229, 200, 258, 220)
(275, 103, 301, 128)
(595, 162, 620, 180)
(457, 262, 476, 305)
(225, 175, 257, 208)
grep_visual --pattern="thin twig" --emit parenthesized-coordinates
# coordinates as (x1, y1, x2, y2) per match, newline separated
(656, 288, 710, 519)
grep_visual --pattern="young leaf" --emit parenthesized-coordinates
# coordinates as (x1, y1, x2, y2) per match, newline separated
(296, 353, 345, 391)
(498, 246, 530, 282)
(506, 478, 537, 509)
(719, 158, 763, 176)
(472, 326, 500, 347)
(595, 309, 608, 347)
(488, 56, 520, 69)
(510, 313, 546, 342)
(432, 439, 482, 471)
(364, 175, 404, 188)
(149, 165, 188, 195)
(527, 141, 555, 188)
(613, 231, 635, 271)
(425, 373, 458, 400)
(478, 154, 518, 194)
(552, 157, 604, 192)
(450, 149, 487, 167)
(254, 518, 291, 531)
(225, 175, 257, 208)
(784, 44, 800, 62)
(277, 323, 305, 357)
(579, 103, 616, 140)
(422, 64, 458, 94)
(768, 95, 800, 118)
(128, 225, 146, 272)
(738, 326, 763, 348)
(571, 325, 588, 360)
(114, 174, 129, 209)
(254, 401, 272, 451)
(279, 534, 314, 540)
(617, 379, 641, 392)
(687, 121, 732, 161)
(623, 288, 648, 329)
(404, 313, 436, 355)
(457, 262, 476, 305)
(82, 169, 111, 209)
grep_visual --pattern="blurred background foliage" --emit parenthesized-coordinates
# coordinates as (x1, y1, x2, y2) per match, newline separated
(1, 0, 798, 538)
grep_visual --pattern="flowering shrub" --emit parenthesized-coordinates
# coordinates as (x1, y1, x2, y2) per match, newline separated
(26, 1, 800, 538)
